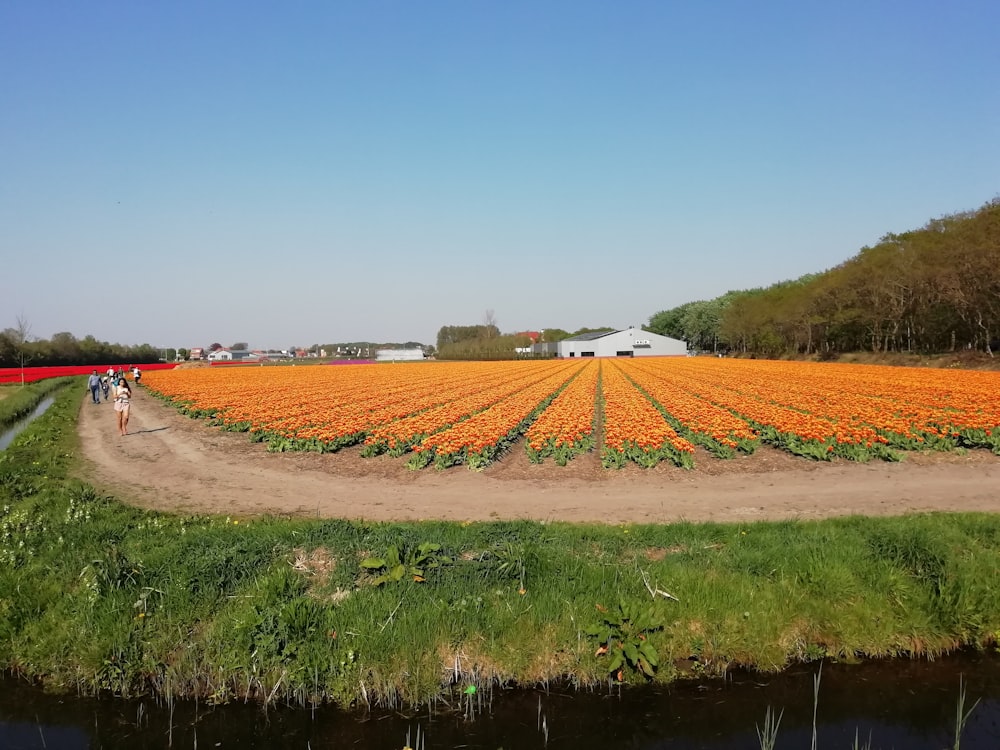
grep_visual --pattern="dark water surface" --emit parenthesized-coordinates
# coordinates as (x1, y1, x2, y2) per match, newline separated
(0, 396, 56, 451)
(3, 651, 1000, 749)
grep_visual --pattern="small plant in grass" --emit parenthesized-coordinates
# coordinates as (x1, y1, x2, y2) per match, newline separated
(360, 542, 453, 586)
(586, 599, 662, 679)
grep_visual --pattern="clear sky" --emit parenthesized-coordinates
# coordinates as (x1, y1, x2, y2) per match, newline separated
(2, 1, 998, 350)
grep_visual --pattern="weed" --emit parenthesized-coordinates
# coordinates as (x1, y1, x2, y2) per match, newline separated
(587, 599, 662, 679)
(360, 542, 453, 586)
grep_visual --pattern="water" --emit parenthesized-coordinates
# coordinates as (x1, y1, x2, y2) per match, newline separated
(0, 396, 56, 451)
(2, 651, 999, 749)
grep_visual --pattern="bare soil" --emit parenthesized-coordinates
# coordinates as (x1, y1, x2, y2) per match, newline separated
(75, 388, 1000, 524)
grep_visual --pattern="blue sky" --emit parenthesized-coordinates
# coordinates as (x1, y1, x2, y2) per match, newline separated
(2, 1, 997, 350)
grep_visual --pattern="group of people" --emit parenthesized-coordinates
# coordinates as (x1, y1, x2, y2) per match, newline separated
(86, 366, 139, 436)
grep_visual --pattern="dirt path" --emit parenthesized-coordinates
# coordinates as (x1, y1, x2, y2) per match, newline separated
(75, 388, 1000, 524)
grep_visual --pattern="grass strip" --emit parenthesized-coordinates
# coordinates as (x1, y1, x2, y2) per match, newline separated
(0, 377, 73, 430)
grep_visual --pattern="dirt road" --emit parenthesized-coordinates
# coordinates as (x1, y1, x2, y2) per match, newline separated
(75, 387, 1000, 523)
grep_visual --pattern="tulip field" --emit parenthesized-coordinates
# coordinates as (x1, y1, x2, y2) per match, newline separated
(0, 363, 177, 385)
(141, 358, 1000, 470)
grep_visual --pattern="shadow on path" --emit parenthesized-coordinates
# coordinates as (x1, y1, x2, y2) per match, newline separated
(128, 427, 170, 435)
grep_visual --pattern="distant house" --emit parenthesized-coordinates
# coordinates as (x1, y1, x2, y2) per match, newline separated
(189, 348, 204, 360)
(207, 348, 261, 363)
(207, 348, 232, 361)
(515, 331, 541, 343)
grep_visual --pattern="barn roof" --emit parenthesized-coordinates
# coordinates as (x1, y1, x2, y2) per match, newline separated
(563, 330, 616, 342)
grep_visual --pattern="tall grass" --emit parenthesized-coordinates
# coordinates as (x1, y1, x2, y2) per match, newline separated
(2, 384, 1000, 709)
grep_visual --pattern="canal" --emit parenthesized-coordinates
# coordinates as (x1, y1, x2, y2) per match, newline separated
(2, 650, 999, 748)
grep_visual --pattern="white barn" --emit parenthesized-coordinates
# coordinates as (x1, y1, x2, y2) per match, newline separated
(543, 328, 687, 358)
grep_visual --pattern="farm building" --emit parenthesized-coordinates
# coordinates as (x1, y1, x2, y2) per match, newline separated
(534, 328, 687, 358)
(206, 348, 260, 362)
(376, 348, 426, 362)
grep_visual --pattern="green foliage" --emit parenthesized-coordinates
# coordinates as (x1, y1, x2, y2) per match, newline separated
(0, 377, 72, 429)
(0, 329, 161, 367)
(526, 434, 595, 465)
(601, 440, 695, 469)
(586, 599, 663, 678)
(360, 542, 453, 586)
(436, 324, 501, 351)
(648, 199, 1000, 357)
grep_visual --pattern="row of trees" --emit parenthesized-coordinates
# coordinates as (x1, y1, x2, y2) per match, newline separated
(0, 320, 165, 369)
(647, 199, 1000, 357)
(435, 311, 616, 359)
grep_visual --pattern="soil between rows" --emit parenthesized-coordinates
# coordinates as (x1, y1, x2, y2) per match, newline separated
(75, 387, 1000, 524)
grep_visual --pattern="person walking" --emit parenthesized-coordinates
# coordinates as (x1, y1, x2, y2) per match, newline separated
(100, 374, 110, 401)
(87, 370, 102, 404)
(114, 377, 132, 435)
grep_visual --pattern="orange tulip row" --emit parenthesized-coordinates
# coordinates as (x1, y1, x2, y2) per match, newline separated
(602, 361, 695, 467)
(615, 358, 999, 457)
(619, 359, 759, 451)
(142, 357, 1000, 469)
(694, 359, 993, 444)
(523, 360, 599, 462)
(364, 360, 581, 455)
(145, 361, 569, 451)
(414, 364, 585, 465)
(144, 362, 471, 437)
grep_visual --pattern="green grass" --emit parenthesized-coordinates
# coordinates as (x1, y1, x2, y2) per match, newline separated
(2, 383, 1000, 710)
(0, 377, 73, 429)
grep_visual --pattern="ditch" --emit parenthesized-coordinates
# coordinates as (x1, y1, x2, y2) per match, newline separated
(2, 649, 999, 749)
(0, 395, 55, 451)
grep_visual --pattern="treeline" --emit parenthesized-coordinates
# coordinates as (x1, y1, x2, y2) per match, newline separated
(436, 329, 534, 360)
(647, 199, 1000, 356)
(435, 325, 616, 360)
(436, 325, 501, 349)
(0, 329, 163, 368)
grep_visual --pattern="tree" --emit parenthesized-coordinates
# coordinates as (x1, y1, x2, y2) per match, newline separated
(646, 306, 689, 340)
(540, 329, 570, 342)
(570, 326, 614, 337)
(208, 343, 223, 352)
(656, 199, 1000, 357)
(50, 331, 80, 364)
(232, 342, 249, 351)
(437, 325, 499, 350)
(178, 348, 190, 360)
(483, 309, 498, 338)
(11, 314, 34, 385)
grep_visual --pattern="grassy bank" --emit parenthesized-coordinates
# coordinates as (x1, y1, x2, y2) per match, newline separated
(2, 383, 1000, 710)
(0, 377, 73, 429)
